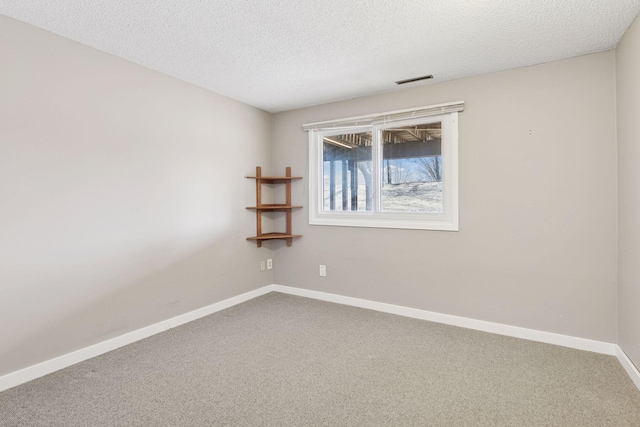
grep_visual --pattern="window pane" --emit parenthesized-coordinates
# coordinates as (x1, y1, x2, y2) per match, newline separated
(322, 133, 373, 211)
(381, 122, 443, 213)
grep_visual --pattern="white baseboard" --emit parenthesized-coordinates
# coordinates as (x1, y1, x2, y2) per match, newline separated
(271, 285, 617, 356)
(1, 284, 632, 394)
(0, 285, 274, 393)
(616, 346, 640, 391)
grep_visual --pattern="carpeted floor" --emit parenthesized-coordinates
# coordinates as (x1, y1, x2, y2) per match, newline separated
(1, 292, 639, 426)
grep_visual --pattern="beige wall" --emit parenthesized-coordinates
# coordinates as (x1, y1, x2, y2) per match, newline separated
(272, 52, 618, 343)
(617, 13, 640, 369)
(0, 16, 273, 376)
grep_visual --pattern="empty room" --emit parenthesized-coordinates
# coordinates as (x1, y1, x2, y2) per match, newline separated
(1, 1, 640, 425)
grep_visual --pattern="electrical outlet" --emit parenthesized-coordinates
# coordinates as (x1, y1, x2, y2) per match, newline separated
(319, 265, 326, 277)
(267, 259, 273, 270)
(260, 261, 266, 271)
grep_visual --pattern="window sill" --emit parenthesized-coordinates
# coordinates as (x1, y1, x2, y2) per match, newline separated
(309, 212, 458, 231)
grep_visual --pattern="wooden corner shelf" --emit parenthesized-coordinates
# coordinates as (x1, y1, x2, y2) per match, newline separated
(246, 166, 302, 247)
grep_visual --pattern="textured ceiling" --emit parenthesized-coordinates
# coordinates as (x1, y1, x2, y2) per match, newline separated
(1, 1, 639, 112)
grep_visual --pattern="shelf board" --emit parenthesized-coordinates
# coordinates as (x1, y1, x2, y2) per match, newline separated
(246, 176, 302, 183)
(246, 205, 303, 210)
(247, 233, 302, 241)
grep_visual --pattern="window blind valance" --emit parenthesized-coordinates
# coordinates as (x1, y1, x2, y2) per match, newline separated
(302, 101, 464, 132)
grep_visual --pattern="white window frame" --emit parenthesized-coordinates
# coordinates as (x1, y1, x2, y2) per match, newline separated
(305, 101, 462, 231)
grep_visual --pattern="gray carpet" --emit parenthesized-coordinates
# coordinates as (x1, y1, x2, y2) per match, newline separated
(1, 292, 639, 426)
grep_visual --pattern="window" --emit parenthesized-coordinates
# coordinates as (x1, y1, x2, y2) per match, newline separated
(305, 101, 462, 230)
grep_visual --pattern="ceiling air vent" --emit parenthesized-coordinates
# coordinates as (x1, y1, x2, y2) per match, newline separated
(395, 75, 434, 85)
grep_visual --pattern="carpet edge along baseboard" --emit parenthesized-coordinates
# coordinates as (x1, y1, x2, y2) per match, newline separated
(2, 284, 636, 393)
